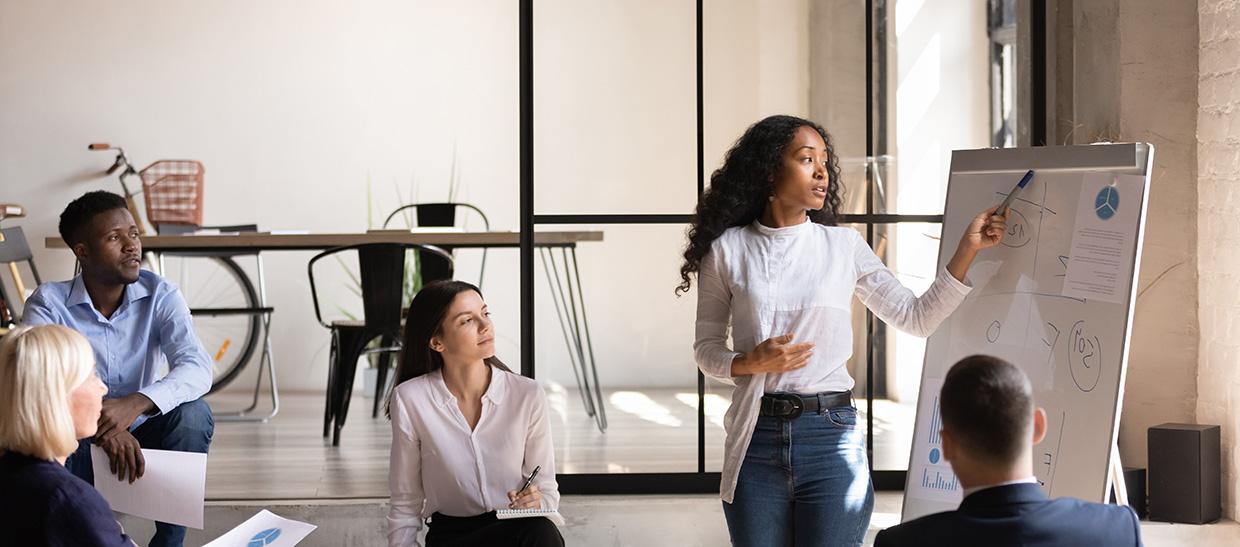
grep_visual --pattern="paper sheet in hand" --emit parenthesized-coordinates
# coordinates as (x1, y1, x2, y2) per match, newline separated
(203, 510, 316, 547)
(90, 446, 206, 529)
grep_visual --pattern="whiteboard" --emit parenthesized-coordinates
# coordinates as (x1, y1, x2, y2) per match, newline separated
(901, 143, 1154, 521)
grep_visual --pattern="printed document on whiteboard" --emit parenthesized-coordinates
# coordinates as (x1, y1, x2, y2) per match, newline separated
(1062, 173, 1144, 304)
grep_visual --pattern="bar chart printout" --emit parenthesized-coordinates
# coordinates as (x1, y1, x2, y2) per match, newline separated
(908, 379, 964, 504)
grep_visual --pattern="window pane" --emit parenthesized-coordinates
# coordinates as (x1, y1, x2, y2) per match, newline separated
(853, 222, 947, 468)
(876, 0, 991, 215)
(534, 1, 697, 216)
(536, 224, 703, 473)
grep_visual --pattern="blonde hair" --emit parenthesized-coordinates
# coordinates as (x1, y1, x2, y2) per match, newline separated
(0, 325, 97, 460)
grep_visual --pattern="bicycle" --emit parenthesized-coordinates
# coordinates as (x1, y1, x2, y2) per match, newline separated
(87, 144, 261, 394)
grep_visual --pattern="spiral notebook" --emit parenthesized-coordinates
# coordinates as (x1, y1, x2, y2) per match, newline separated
(495, 508, 565, 525)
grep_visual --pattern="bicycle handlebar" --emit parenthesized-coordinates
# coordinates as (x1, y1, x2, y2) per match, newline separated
(0, 203, 26, 222)
(88, 143, 113, 150)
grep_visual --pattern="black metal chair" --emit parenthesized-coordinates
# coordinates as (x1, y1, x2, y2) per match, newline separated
(0, 226, 42, 331)
(384, 202, 489, 288)
(308, 243, 454, 445)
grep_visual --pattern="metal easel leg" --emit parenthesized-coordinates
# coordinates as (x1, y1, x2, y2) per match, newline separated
(1110, 442, 1129, 506)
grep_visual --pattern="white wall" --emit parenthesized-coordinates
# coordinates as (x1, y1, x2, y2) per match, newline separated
(0, 0, 813, 393)
(0, 0, 519, 394)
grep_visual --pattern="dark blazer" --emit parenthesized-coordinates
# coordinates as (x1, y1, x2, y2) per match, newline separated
(875, 482, 1142, 547)
(0, 450, 133, 546)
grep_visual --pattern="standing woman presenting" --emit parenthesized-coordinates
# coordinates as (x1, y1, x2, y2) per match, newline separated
(679, 115, 1006, 546)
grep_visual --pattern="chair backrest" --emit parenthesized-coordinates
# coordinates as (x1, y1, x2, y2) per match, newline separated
(307, 243, 455, 336)
(0, 227, 42, 322)
(383, 203, 490, 287)
(382, 202, 490, 231)
(0, 227, 35, 265)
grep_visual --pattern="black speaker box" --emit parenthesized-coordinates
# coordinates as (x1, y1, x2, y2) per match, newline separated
(1148, 423, 1221, 524)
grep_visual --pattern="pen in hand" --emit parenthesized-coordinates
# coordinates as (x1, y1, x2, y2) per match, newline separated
(997, 169, 1035, 213)
(509, 465, 541, 509)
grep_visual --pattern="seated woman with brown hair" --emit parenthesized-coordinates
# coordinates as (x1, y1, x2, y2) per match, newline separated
(0, 325, 135, 546)
(386, 280, 564, 547)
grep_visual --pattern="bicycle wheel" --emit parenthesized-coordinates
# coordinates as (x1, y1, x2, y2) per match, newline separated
(159, 254, 261, 393)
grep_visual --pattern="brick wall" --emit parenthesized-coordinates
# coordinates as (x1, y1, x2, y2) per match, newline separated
(1197, 0, 1240, 522)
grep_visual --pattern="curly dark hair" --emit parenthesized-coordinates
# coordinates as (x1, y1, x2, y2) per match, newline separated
(58, 190, 128, 246)
(676, 115, 843, 295)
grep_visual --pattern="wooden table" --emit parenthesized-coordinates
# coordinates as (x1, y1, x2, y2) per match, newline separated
(45, 230, 609, 433)
(44, 230, 603, 252)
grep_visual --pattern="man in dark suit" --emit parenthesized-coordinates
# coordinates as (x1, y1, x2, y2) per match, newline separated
(875, 355, 1142, 547)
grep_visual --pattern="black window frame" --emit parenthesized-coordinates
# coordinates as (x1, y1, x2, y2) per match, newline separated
(517, 0, 1044, 495)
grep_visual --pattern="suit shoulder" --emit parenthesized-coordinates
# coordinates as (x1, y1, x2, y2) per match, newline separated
(1047, 497, 1134, 519)
(1040, 498, 1140, 541)
(873, 511, 960, 545)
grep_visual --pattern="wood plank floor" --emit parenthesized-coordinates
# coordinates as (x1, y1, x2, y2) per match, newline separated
(202, 388, 917, 500)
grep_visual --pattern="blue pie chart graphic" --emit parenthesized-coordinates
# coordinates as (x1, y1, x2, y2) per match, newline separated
(248, 528, 282, 547)
(929, 448, 941, 464)
(1095, 186, 1119, 220)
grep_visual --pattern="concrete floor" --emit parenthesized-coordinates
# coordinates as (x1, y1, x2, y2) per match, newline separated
(116, 492, 1240, 547)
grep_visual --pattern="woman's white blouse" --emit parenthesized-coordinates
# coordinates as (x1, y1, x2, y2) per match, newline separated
(387, 368, 560, 546)
(694, 220, 972, 502)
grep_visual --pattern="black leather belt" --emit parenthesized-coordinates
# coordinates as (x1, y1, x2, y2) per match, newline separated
(760, 391, 853, 419)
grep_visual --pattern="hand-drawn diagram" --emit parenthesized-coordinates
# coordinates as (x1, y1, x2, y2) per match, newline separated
(987, 320, 1001, 343)
(1041, 322, 1061, 365)
(1055, 255, 1070, 278)
(1000, 207, 1033, 248)
(1068, 320, 1102, 392)
(1037, 411, 1068, 492)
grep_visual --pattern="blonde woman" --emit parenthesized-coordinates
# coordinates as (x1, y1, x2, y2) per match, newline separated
(0, 325, 134, 546)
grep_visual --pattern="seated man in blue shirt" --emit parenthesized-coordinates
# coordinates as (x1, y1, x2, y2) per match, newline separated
(875, 355, 1142, 547)
(23, 190, 214, 547)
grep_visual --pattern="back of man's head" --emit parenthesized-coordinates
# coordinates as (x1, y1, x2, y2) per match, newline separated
(940, 355, 1033, 465)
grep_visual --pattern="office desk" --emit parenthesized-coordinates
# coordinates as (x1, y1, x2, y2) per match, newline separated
(45, 230, 609, 432)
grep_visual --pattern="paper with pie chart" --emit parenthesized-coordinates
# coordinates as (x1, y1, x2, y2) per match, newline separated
(202, 510, 316, 547)
(1062, 173, 1144, 304)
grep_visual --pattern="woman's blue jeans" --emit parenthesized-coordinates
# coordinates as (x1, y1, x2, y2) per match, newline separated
(722, 405, 875, 547)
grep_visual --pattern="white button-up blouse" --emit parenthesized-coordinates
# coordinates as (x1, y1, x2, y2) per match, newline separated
(693, 219, 971, 502)
(387, 368, 560, 546)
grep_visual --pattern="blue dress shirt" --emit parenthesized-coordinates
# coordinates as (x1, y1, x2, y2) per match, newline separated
(22, 270, 213, 428)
